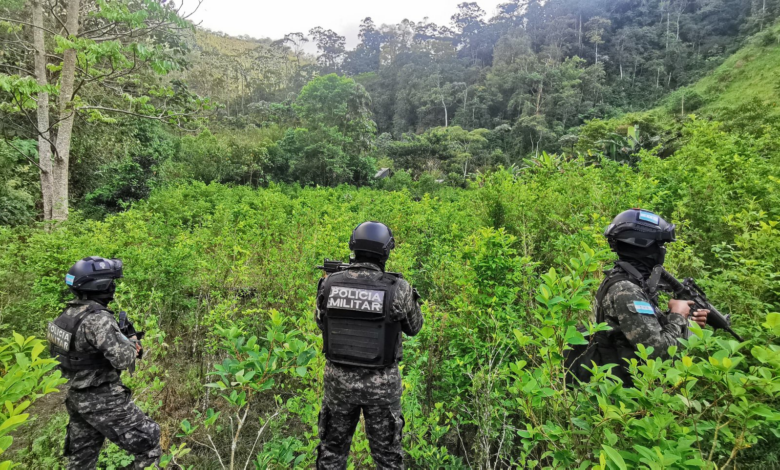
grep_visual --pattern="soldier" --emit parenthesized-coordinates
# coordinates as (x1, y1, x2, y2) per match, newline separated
(315, 222, 424, 470)
(47, 257, 161, 469)
(588, 209, 710, 385)
(567, 209, 710, 386)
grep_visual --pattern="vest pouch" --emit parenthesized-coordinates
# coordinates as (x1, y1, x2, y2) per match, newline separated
(322, 273, 400, 368)
(328, 317, 384, 364)
(565, 330, 635, 388)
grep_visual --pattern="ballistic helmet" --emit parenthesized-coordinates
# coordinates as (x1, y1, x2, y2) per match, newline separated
(605, 209, 675, 268)
(66, 257, 124, 299)
(604, 209, 676, 248)
(349, 222, 395, 259)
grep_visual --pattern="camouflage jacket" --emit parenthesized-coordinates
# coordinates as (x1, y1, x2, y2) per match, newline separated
(597, 279, 690, 360)
(315, 262, 424, 405)
(57, 300, 137, 390)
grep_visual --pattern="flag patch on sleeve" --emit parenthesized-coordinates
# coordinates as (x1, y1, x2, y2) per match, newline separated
(633, 301, 655, 315)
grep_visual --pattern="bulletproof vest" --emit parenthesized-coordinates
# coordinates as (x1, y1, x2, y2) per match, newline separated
(47, 304, 113, 371)
(566, 261, 659, 387)
(320, 268, 402, 368)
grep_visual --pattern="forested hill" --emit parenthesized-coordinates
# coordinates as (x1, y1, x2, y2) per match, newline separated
(3, 0, 780, 222)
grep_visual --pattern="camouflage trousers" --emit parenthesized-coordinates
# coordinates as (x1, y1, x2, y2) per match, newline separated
(64, 382, 161, 469)
(316, 399, 405, 470)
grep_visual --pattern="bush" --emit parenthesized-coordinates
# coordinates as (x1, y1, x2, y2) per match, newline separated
(0, 118, 778, 467)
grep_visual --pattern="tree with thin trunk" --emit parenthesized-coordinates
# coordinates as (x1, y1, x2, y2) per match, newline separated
(585, 17, 611, 65)
(1, 0, 207, 221)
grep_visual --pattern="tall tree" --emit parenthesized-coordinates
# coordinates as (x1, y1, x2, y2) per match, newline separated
(1, 0, 206, 220)
(309, 27, 346, 73)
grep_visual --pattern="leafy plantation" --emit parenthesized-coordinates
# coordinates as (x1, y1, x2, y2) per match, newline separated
(1, 117, 779, 468)
(2, 0, 780, 468)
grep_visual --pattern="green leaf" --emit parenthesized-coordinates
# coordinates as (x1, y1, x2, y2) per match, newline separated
(0, 414, 28, 433)
(295, 366, 307, 377)
(12, 333, 23, 348)
(0, 436, 12, 452)
(565, 326, 588, 345)
(601, 445, 627, 470)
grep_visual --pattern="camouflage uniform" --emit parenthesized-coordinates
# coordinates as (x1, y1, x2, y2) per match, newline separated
(315, 262, 424, 470)
(58, 300, 161, 469)
(599, 279, 690, 361)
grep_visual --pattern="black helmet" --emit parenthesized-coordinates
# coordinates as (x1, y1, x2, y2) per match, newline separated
(604, 209, 676, 248)
(66, 257, 124, 298)
(349, 222, 395, 259)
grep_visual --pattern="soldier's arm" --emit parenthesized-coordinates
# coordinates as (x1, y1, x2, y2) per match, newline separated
(314, 278, 326, 331)
(395, 280, 423, 337)
(607, 282, 688, 360)
(82, 313, 137, 370)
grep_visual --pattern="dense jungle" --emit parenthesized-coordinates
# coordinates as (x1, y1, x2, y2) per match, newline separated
(1, 0, 780, 468)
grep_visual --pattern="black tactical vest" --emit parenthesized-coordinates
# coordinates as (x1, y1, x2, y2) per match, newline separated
(320, 269, 402, 368)
(565, 262, 660, 387)
(47, 304, 113, 371)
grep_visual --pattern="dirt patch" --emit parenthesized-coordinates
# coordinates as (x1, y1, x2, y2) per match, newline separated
(8, 384, 69, 457)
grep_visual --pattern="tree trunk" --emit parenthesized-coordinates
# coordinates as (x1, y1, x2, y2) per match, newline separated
(442, 95, 448, 127)
(32, 0, 53, 220)
(761, 0, 766, 31)
(52, 0, 82, 221)
(536, 81, 544, 114)
(676, 12, 681, 40)
(666, 11, 670, 52)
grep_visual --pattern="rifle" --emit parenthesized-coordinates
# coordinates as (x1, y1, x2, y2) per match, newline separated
(118, 311, 145, 359)
(316, 258, 351, 275)
(315, 258, 405, 279)
(648, 266, 744, 341)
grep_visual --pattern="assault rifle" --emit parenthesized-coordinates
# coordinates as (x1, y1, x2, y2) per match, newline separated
(316, 258, 351, 274)
(648, 266, 744, 341)
(315, 258, 405, 279)
(119, 311, 145, 359)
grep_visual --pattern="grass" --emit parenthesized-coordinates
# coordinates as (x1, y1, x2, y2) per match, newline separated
(692, 24, 780, 114)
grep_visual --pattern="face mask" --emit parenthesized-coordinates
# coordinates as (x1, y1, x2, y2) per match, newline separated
(616, 241, 665, 270)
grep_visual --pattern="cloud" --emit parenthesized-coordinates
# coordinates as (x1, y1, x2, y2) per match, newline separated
(188, 0, 505, 48)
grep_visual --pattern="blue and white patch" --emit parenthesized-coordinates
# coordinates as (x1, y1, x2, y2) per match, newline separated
(633, 301, 656, 315)
(638, 211, 660, 225)
(65, 274, 75, 286)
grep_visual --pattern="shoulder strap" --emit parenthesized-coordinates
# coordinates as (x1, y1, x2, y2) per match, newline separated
(69, 304, 104, 349)
(595, 265, 644, 323)
(615, 261, 646, 286)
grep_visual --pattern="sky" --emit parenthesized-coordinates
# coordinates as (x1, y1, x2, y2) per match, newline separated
(187, 0, 506, 50)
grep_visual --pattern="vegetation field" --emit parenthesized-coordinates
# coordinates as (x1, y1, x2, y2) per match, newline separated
(1, 117, 779, 468)
(2, 0, 780, 468)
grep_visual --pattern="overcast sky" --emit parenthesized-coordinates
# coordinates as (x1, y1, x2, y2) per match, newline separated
(188, 0, 506, 49)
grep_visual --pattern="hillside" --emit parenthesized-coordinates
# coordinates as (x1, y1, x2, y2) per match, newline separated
(693, 25, 780, 114)
(654, 24, 780, 119)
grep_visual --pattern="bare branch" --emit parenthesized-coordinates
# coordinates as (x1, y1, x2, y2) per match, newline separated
(10, 94, 62, 160)
(0, 64, 34, 75)
(3, 137, 46, 173)
(0, 16, 58, 36)
(79, 105, 202, 121)
(45, 0, 69, 35)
